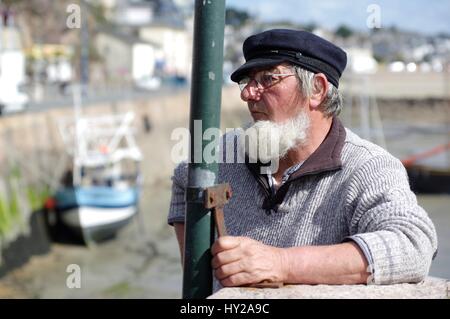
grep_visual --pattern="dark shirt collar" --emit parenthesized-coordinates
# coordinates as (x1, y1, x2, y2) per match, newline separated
(288, 115, 346, 181)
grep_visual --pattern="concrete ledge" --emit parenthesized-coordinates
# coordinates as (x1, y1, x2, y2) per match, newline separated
(208, 277, 449, 299)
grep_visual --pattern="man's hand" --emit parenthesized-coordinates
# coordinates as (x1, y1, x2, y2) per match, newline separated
(211, 236, 287, 287)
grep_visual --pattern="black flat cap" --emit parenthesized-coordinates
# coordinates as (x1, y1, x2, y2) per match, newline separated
(230, 29, 347, 88)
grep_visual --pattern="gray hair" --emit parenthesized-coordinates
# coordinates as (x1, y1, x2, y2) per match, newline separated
(292, 66, 343, 117)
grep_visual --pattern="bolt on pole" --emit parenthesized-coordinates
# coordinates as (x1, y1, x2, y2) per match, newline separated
(183, 0, 225, 299)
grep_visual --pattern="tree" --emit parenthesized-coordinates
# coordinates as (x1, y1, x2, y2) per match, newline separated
(225, 7, 251, 27)
(303, 22, 317, 33)
(335, 24, 353, 39)
(373, 54, 385, 63)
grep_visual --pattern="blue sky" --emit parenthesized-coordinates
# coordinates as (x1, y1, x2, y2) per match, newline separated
(226, 0, 450, 35)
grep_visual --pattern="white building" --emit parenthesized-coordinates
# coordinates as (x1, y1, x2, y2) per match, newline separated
(94, 0, 192, 81)
(139, 22, 192, 80)
(0, 26, 29, 114)
(344, 47, 378, 74)
(95, 27, 162, 88)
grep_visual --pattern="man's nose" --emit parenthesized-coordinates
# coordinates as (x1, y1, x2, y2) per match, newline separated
(240, 82, 262, 102)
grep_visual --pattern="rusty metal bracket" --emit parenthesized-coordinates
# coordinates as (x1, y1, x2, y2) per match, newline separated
(204, 183, 232, 237)
(204, 183, 283, 289)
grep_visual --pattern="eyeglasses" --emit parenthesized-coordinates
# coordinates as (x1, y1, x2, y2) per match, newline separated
(238, 71, 296, 91)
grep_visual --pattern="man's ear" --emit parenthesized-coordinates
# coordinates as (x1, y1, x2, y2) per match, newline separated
(309, 73, 329, 110)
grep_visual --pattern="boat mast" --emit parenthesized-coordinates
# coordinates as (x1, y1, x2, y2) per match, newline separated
(446, 60, 450, 167)
(0, 0, 2, 57)
(80, 0, 89, 98)
(73, 0, 90, 186)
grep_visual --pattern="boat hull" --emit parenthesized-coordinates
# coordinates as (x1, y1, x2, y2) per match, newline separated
(406, 165, 450, 194)
(54, 186, 139, 244)
(60, 206, 136, 243)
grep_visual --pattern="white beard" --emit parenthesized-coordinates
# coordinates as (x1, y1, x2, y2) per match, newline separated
(238, 109, 310, 163)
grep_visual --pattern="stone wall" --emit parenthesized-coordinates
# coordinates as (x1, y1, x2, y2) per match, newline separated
(209, 277, 449, 299)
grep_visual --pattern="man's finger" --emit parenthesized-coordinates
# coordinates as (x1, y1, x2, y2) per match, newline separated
(211, 249, 241, 269)
(220, 272, 253, 287)
(211, 236, 240, 255)
(214, 260, 243, 280)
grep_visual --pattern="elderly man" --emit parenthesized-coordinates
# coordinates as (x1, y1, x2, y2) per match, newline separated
(168, 29, 438, 287)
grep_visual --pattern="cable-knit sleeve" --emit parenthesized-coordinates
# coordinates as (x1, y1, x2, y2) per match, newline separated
(167, 162, 188, 226)
(344, 154, 438, 284)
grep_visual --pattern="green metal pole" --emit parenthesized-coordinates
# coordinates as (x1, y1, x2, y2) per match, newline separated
(183, 0, 225, 299)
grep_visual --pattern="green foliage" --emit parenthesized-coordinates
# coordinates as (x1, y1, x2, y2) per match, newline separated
(10, 165, 21, 179)
(226, 7, 251, 27)
(0, 196, 11, 236)
(0, 191, 20, 237)
(335, 24, 353, 39)
(101, 281, 144, 298)
(373, 54, 385, 63)
(90, 1, 108, 25)
(0, 166, 50, 237)
(302, 22, 318, 33)
(27, 186, 51, 211)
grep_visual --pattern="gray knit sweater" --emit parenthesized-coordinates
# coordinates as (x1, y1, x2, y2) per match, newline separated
(168, 118, 438, 285)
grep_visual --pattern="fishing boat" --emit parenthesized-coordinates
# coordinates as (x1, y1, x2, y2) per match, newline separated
(405, 165, 450, 194)
(47, 110, 143, 244)
(402, 142, 450, 194)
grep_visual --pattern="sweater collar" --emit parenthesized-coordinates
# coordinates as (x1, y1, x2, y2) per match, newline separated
(288, 115, 345, 180)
